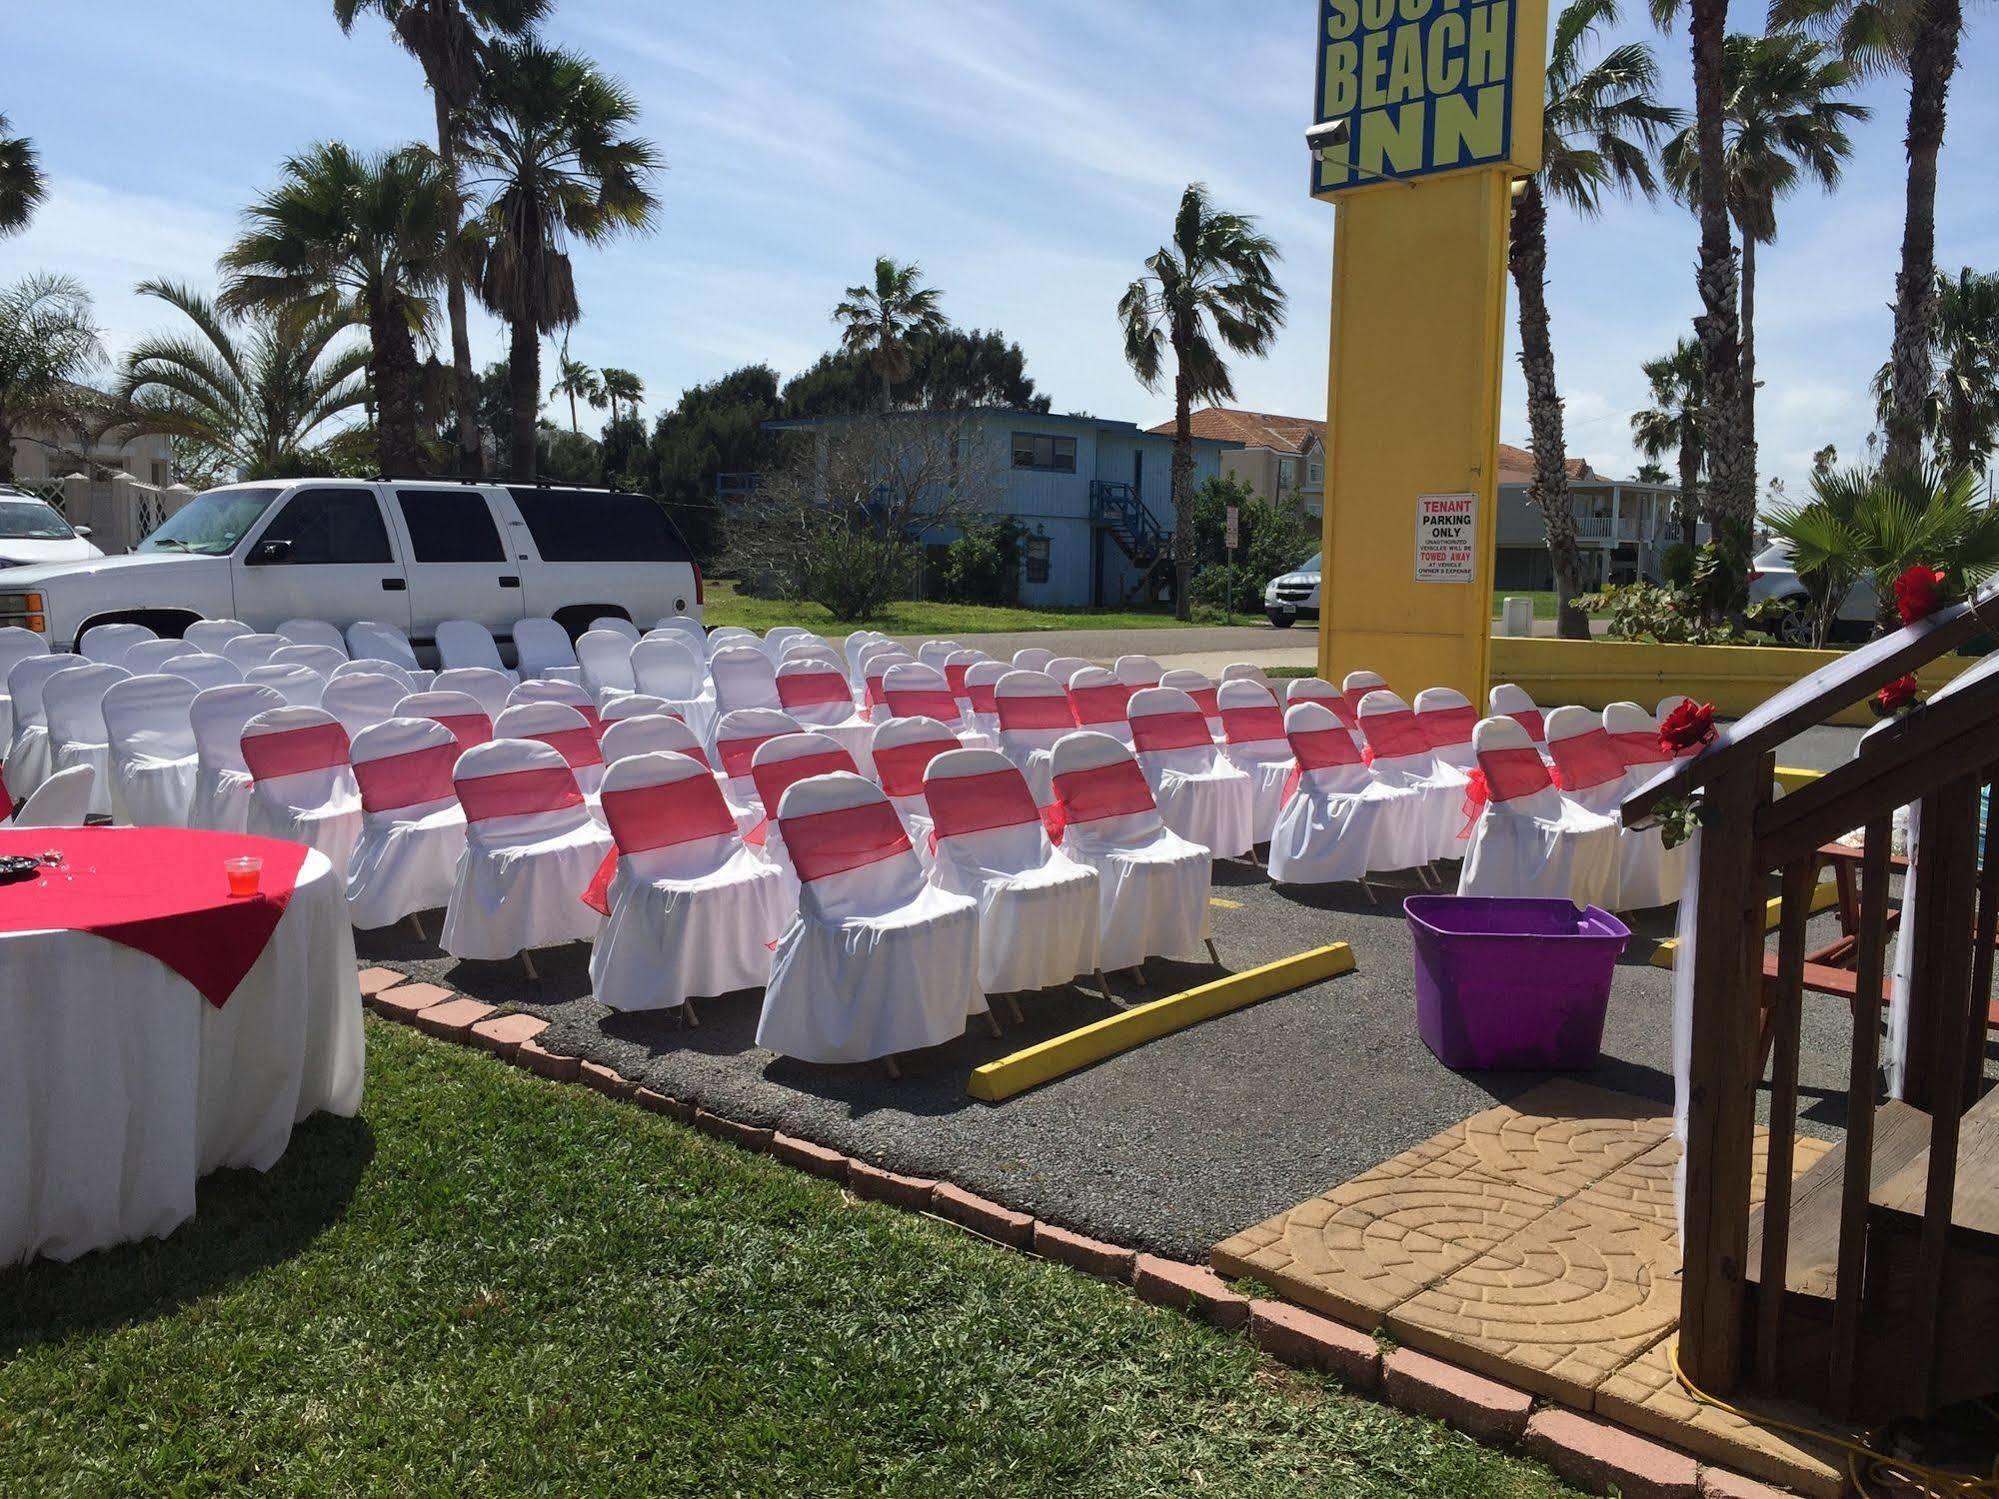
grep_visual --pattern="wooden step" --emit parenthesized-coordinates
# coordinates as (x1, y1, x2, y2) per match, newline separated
(1744, 1099, 1933, 1299)
(1868, 1083, 1999, 1247)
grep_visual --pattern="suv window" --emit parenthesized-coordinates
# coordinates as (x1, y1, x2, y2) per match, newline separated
(396, 488, 506, 562)
(507, 488, 691, 563)
(256, 487, 393, 564)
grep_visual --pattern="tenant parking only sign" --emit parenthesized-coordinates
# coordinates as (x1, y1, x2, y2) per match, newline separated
(1414, 493, 1477, 582)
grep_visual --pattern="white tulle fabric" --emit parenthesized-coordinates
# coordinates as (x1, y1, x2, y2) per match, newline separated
(0, 849, 364, 1265)
(757, 773, 985, 1063)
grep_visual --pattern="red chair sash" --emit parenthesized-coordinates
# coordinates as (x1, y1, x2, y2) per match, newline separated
(1325, 694, 1358, 729)
(864, 674, 889, 709)
(718, 731, 785, 780)
(1067, 682, 1131, 725)
(244, 722, 349, 781)
(966, 679, 999, 715)
(1051, 757, 1157, 824)
(944, 662, 971, 698)
(1359, 709, 1430, 760)
(353, 742, 458, 813)
(926, 768, 1041, 841)
(1188, 686, 1220, 719)
(996, 694, 1076, 732)
(1221, 704, 1285, 745)
(1548, 727, 1626, 791)
(1129, 710, 1214, 753)
(434, 712, 492, 755)
(604, 775, 738, 855)
(1476, 746, 1551, 802)
(532, 725, 603, 771)
(1609, 729, 1668, 767)
(1418, 704, 1478, 749)
(873, 737, 954, 797)
(782, 799, 912, 882)
(1507, 708, 1546, 742)
(751, 749, 855, 815)
(1341, 688, 1376, 723)
(456, 765, 583, 822)
(1290, 725, 1362, 771)
(776, 672, 855, 712)
(886, 687, 961, 722)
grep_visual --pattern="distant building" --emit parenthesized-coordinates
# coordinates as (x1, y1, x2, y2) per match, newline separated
(8, 385, 175, 488)
(1147, 407, 1324, 517)
(754, 409, 1236, 609)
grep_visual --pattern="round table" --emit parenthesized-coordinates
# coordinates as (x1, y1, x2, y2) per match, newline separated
(0, 827, 365, 1266)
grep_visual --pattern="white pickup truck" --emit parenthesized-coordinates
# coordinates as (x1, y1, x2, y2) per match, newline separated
(0, 479, 705, 655)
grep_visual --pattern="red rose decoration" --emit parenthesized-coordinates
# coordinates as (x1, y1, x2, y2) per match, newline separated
(1872, 673, 1920, 717)
(1895, 565, 1948, 626)
(1658, 699, 1717, 755)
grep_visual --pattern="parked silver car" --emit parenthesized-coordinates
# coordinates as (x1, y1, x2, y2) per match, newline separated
(1747, 540, 1878, 645)
(1263, 552, 1321, 627)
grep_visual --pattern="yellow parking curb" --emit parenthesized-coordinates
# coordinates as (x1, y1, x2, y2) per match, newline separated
(1649, 879, 1839, 968)
(966, 943, 1357, 1104)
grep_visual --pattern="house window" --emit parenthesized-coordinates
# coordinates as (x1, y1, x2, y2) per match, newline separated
(1025, 533, 1051, 584)
(1308, 459, 1323, 484)
(1279, 457, 1299, 487)
(150, 460, 168, 486)
(1011, 433, 1076, 472)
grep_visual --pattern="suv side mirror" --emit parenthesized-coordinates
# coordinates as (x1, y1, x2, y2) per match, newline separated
(253, 538, 292, 564)
(71, 524, 91, 538)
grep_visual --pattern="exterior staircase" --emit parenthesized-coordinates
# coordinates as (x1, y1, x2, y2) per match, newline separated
(1089, 481, 1174, 603)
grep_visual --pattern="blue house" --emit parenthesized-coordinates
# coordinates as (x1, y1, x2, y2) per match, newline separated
(758, 410, 1237, 608)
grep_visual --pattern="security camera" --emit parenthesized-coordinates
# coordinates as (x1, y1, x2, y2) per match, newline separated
(1305, 118, 1351, 161)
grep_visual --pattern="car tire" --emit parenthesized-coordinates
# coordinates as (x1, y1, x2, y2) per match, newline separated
(1266, 611, 1295, 628)
(1773, 599, 1815, 647)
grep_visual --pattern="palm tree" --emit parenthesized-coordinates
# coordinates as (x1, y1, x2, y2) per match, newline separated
(832, 257, 949, 415)
(1663, 31, 1866, 481)
(547, 343, 602, 433)
(1774, 0, 1969, 478)
(1631, 337, 1707, 545)
(333, 0, 548, 477)
(1872, 266, 1999, 475)
(119, 279, 369, 479)
(458, 40, 661, 481)
(0, 114, 46, 236)
(1118, 183, 1286, 620)
(1514, 0, 1680, 638)
(0, 273, 102, 482)
(220, 142, 452, 477)
(600, 366, 644, 424)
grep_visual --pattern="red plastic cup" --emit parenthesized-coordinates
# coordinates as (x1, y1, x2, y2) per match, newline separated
(224, 855, 263, 898)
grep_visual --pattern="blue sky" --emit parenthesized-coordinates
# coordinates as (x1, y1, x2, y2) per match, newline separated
(3, 0, 1994, 496)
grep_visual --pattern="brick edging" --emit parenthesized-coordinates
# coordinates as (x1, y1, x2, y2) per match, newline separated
(362, 973, 1795, 1499)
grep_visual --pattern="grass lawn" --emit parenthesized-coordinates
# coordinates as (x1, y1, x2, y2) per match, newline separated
(702, 578, 1202, 637)
(0, 1021, 1583, 1498)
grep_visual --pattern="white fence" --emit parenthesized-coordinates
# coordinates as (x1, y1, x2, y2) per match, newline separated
(16, 473, 196, 553)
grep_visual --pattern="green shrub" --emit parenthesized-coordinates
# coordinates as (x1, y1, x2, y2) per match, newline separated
(1659, 542, 1695, 587)
(807, 531, 918, 621)
(937, 517, 1026, 606)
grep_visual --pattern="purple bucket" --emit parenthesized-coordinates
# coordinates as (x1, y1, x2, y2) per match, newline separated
(1403, 896, 1630, 1070)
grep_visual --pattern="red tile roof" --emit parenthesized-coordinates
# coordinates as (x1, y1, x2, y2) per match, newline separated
(1147, 407, 1324, 454)
(1498, 443, 1593, 481)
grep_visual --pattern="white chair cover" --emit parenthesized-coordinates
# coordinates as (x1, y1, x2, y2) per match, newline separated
(600, 711, 758, 836)
(80, 622, 156, 666)
(345, 715, 468, 929)
(243, 663, 324, 707)
(101, 673, 199, 827)
(432, 666, 515, 726)
(495, 701, 605, 797)
(711, 644, 782, 716)
(45, 661, 130, 819)
(1048, 731, 1211, 971)
(183, 619, 251, 655)
(962, 659, 1008, 741)
(0, 625, 47, 747)
(923, 747, 1100, 993)
(270, 643, 348, 680)
(748, 731, 860, 890)
(222, 633, 288, 672)
(1285, 675, 1343, 708)
(631, 635, 716, 741)
(241, 705, 363, 882)
(1456, 715, 1619, 906)
(941, 647, 987, 705)
(1602, 700, 1690, 909)
(506, 678, 604, 739)
(323, 670, 417, 743)
(1545, 704, 1626, 818)
(276, 618, 349, 654)
(860, 648, 914, 723)
(589, 615, 643, 643)
(345, 620, 422, 674)
(761, 625, 812, 663)
(650, 615, 708, 648)
(513, 617, 583, 685)
(842, 629, 883, 682)
(781, 639, 843, 671)
(123, 639, 198, 675)
(393, 689, 493, 758)
(1340, 669, 1386, 726)
(775, 657, 872, 765)
(1357, 688, 1466, 861)
(870, 714, 960, 864)
(1267, 701, 1430, 884)
(703, 624, 757, 657)
(883, 661, 990, 748)
(1489, 682, 1548, 745)
(332, 656, 417, 692)
(440, 737, 613, 961)
(1162, 668, 1224, 737)
(916, 639, 961, 674)
(188, 684, 286, 833)
(436, 619, 514, 679)
(1010, 646, 1056, 675)
(4, 654, 74, 802)
(1113, 654, 1164, 692)
(164, 652, 242, 693)
(1218, 678, 1294, 842)
(1414, 686, 1479, 771)
(577, 628, 638, 704)
(757, 771, 985, 1063)
(993, 669, 1076, 806)
(599, 692, 673, 725)
(713, 707, 803, 812)
(10, 762, 94, 827)
(1044, 655, 1091, 688)
(591, 752, 789, 1012)
(1127, 685, 1253, 858)
(1219, 661, 1268, 685)
(1064, 666, 1134, 748)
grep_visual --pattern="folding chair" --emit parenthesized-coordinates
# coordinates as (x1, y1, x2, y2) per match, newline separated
(1341, 669, 1387, 726)
(1268, 701, 1429, 889)
(0, 625, 46, 747)
(757, 771, 985, 1068)
(436, 619, 515, 680)
(80, 621, 156, 666)
(711, 643, 783, 716)
(241, 705, 363, 881)
(183, 619, 251, 655)
(1217, 678, 1294, 843)
(749, 731, 860, 886)
(883, 661, 987, 746)
(590, 752, 790, 1016)
(1048, 731, 1213, 974)
(1456, 715, 1619, 906)
(507, 678, 604, 737)
(345, 715, 468, 932)
(1113, 654, 1164, 694)
(8, 762, 94, 828)
(599, 692, 674, 725)
(923, 747, 1100, 999)
(577, 629, 640, 704)
(1356, 688, 1467, 862)
(4, 654, 75, 802)
(189, 683, 286, 833)
(1489, 682, 1547, 745)
(44, 661, 130, 819)
(432, 666, 514, 726)
(1219, 662, 1268, 685)
(123, 639, 199, 675)
(703, 625, 758, 658)
(494, 701, 606, 796)
(631, 634, 713, 728)
(865, 714, 960, 863)
(1043, 655, 1091, 688)
(271, 643, 349, 680)
(600, 710, 757, 835)
(393, 689, 493, 755)
(589, 615, 643, 643)
(513, 617, 584, 686)
(332, 656, 417, 694)
(962, 660, 1007, 740)
(440, 736, 613, 969)
(916, 639, 961, 675)
(1064, 666, 1135, 747)
(1545, 703, 1628, 817)
(1127, 685, 1254, 858)
(1161, 668, 1223, 738)
(1011, 647, 1056, 675)
(992, 669, 1076, 806)
(345, 620, 423, 676)
(222, 633, 288, 672)
(163, 652, 242, 694)
(761, 625, 812, 663)
(101, 672, 199, 826)
(243, 663, 324, 707)
(1414, 686, 1479, 771)
(776, 657, 871, 764)
(713, 707, 803, 811)
(276, 618, 349, 655)
(860, 648, 914, 723)
(1602, 700, 1689, 910)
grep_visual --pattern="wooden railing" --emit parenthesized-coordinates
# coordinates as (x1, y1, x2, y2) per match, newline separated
(1625, 589, 1999, 1422)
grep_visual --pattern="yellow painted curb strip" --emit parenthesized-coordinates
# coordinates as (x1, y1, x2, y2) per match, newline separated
(966, 943, 1356, 1104)
(1649, 879, 1840, 968)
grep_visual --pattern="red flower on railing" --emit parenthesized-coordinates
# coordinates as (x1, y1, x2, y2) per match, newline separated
(1871, 672, 1921, 717)
(1658, 699, 1717, 755)
(1895, 565, 1948, 626)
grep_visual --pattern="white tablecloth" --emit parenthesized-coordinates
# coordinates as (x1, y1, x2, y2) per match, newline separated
(0, 849, 365, 1265)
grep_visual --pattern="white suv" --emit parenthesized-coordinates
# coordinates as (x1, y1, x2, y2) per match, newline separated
(0, 479, 704, 656)
(1263, 552, 1321, 627)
